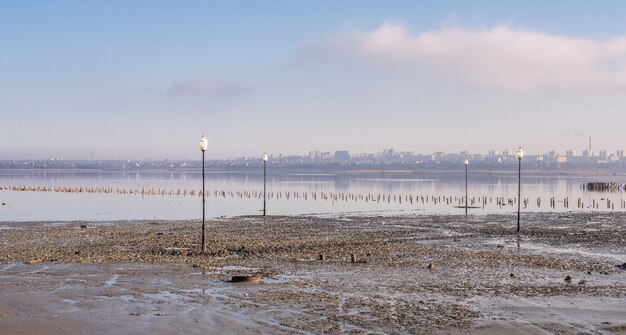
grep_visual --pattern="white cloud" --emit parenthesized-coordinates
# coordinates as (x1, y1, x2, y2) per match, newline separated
(168, 77, 249, 97)
(312, 22, 626, 92)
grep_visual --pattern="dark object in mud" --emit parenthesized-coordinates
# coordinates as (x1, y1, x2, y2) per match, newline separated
(583, 182, 624, 192)
(510, 273, 515, 278)
(616, 263, 626, 270)
(1, 202, 5, 206)
(80, 225, 87, 228)
(427, 263, 435, 270)
(319, 254, 327, 261)
(564, 275, 572, 282)
(230, 275, 261, 284)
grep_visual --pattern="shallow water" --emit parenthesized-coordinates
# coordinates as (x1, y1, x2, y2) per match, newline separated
(1, 169, 625, 221)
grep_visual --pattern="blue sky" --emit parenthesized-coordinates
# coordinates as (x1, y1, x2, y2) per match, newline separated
(2, 1, 626, 159)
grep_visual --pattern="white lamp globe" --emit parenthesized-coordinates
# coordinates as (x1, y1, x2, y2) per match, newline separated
(262, 153, 268, 162)
(199, 135, 208, 152)
(464, 159, 469, 165)
(516, 147, 524, 159)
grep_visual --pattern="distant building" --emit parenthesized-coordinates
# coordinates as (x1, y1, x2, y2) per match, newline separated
(381, 148, 394, 158)
(334, 151, 350, 162)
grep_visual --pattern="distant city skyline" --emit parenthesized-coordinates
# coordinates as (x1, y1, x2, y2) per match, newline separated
(6, 147, 626, 166)
(3, 1, 626, 160)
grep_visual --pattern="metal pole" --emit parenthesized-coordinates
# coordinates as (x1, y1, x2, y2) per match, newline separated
(202, 150, 206, 252)
(263, 160, 267, 216)
(517, 157, 521, 233)
(465, 163, 468, 216)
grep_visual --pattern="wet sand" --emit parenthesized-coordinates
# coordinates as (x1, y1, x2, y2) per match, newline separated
(1, 213, 625, 334)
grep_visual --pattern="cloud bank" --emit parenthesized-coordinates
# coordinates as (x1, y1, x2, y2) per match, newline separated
(313, 22, 626, 92)
(168, 77, 249, 97)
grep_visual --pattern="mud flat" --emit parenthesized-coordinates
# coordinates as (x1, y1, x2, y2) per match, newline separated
(1, 212, 625, 334)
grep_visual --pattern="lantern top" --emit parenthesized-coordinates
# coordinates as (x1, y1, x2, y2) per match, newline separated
(199, 135, 208, 152)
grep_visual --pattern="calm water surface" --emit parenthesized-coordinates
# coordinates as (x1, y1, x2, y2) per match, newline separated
(1, 169, 625, 221)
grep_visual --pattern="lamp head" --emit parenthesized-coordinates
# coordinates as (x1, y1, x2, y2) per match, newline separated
(464, 159, 469, 166)
(262, 153, 268, 162)
(516, 147, 524, 159)
(199, 135, 208, 152)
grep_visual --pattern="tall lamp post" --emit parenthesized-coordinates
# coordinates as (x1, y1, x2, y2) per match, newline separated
(199, 135, 208, 252)
(464, 159, 469, 216)
(262, 153, 268, 216)
(516, 147, 524, 233)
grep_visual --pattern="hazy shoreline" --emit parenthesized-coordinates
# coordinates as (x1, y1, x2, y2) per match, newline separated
(1, 213, 625, 334)
(4, 165, 626, 177)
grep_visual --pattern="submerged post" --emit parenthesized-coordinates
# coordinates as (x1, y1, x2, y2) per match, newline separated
(516, 147, 524, 233)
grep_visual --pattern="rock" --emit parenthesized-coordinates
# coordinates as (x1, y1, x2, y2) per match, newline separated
(510, 273, 515, 278)
(578, 280, 586, 285)
(230, 275, 261, 285)
(427, 263, 435, 270)
(80, 225, 87, 229)
(617, 262, 626, 270)
(564, 275, 572, 282)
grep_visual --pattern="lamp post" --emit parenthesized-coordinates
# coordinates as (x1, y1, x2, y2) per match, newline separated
(199, 135, 208, 252)
(262, 153, 268, 216)
(464, 159, 469, 216)
(516, 147, 524, 233)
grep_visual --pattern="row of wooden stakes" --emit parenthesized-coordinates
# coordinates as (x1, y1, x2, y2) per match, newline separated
(2, 185, 625, 210)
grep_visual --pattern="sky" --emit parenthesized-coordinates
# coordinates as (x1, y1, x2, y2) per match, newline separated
(2, 1, 626, 160)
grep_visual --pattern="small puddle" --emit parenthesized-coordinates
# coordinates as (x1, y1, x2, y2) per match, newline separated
(45, 222, 73, 227)
(221, 265, 259, 271)
(144, 291, 186, 301)
(519, 243, 626, 263)
(105, 274, 119, 286)
(261, 278, 287, 284)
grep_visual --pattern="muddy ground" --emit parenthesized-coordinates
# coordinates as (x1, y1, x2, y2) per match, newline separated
(1, 212, 625, 334)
